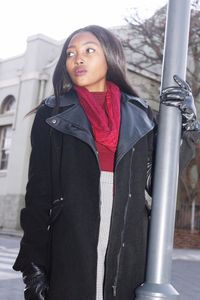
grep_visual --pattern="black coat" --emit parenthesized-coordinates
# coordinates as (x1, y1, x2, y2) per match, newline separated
(13, 90, 161, 299)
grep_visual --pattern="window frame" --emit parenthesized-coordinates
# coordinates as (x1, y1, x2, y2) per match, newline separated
(0, 125, 13, 170)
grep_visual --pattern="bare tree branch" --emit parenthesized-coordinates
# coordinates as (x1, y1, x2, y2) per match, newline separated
(120, 6, 200, 99)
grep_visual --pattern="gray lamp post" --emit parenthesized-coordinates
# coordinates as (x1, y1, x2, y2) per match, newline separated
(135, 0, 192, 299)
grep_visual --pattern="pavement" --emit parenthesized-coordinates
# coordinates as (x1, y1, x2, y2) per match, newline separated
(0, 233, 200, 300)
(0, 234, 24, 300)
(172, 249, 200, 300)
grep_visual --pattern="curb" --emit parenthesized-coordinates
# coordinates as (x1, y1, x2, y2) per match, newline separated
(173, 248, 200, 261)
(0, 228, 23, 238)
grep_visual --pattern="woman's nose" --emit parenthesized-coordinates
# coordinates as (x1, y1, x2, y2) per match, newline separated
(75, 53, 84, 65)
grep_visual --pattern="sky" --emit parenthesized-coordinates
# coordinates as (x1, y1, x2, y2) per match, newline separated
(0, 0, 167, 60)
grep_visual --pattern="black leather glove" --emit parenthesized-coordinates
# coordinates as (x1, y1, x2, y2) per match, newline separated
(23, 263, 49, 300)
(160, 75, 200, 131)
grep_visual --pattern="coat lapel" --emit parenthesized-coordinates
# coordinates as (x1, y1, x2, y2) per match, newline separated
(46, 91, 155, 167)
(46, 91, 97, 154)
(115, 93, 155, 167)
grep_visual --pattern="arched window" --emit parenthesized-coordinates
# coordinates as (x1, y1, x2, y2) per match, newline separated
(1, 95, 16, 114)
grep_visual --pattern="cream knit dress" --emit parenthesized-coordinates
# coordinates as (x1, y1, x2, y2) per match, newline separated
(96, 171, 114, 300)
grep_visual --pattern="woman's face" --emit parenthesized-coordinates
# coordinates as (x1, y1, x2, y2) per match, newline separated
(66, 31, 108, 92)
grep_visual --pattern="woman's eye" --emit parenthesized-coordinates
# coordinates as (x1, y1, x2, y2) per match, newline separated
(86, 48, 95, 54)
(66, 51, 75, 58)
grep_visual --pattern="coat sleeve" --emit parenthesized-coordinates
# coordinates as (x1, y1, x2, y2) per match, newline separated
(13, 104, 53, 272)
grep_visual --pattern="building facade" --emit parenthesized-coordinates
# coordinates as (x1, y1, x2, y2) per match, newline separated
(0, 34, 62, 230)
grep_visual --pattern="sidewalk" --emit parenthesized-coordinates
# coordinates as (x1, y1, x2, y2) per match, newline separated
(172, 250, 200, 300)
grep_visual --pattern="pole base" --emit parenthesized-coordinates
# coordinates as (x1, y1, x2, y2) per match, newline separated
(135, 283, 179, 300)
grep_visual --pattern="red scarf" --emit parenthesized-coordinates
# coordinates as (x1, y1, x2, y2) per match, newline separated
(74, 82, 121, 152)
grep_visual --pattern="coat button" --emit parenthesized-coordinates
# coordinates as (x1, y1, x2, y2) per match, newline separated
(52, 119, 57, 124)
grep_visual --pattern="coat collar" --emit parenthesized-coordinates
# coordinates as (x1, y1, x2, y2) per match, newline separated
(46, 90, 96, 153)
(45, 90, 155, 168)
(45, 89, 149, 109)
(45, 90, 78, 108)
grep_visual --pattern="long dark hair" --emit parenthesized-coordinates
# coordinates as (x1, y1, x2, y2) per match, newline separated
(26, 25, 139, 116)
(53, 25, 138, 101)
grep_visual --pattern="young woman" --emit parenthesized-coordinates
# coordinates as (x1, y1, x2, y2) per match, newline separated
(13, 25, 199, 300)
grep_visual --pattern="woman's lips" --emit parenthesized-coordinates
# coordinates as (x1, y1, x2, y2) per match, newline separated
(74, 67, 87, 76)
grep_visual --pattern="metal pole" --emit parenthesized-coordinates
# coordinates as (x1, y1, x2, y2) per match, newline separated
(135, 0, 191, 299)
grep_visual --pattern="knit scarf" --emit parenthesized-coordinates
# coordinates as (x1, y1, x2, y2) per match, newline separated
(74, 82, 121, 152)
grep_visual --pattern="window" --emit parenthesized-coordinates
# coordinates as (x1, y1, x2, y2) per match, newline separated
(0, 95, 15, 171)
(1, 95, 16, 114)
(0, 126, 12, 170)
